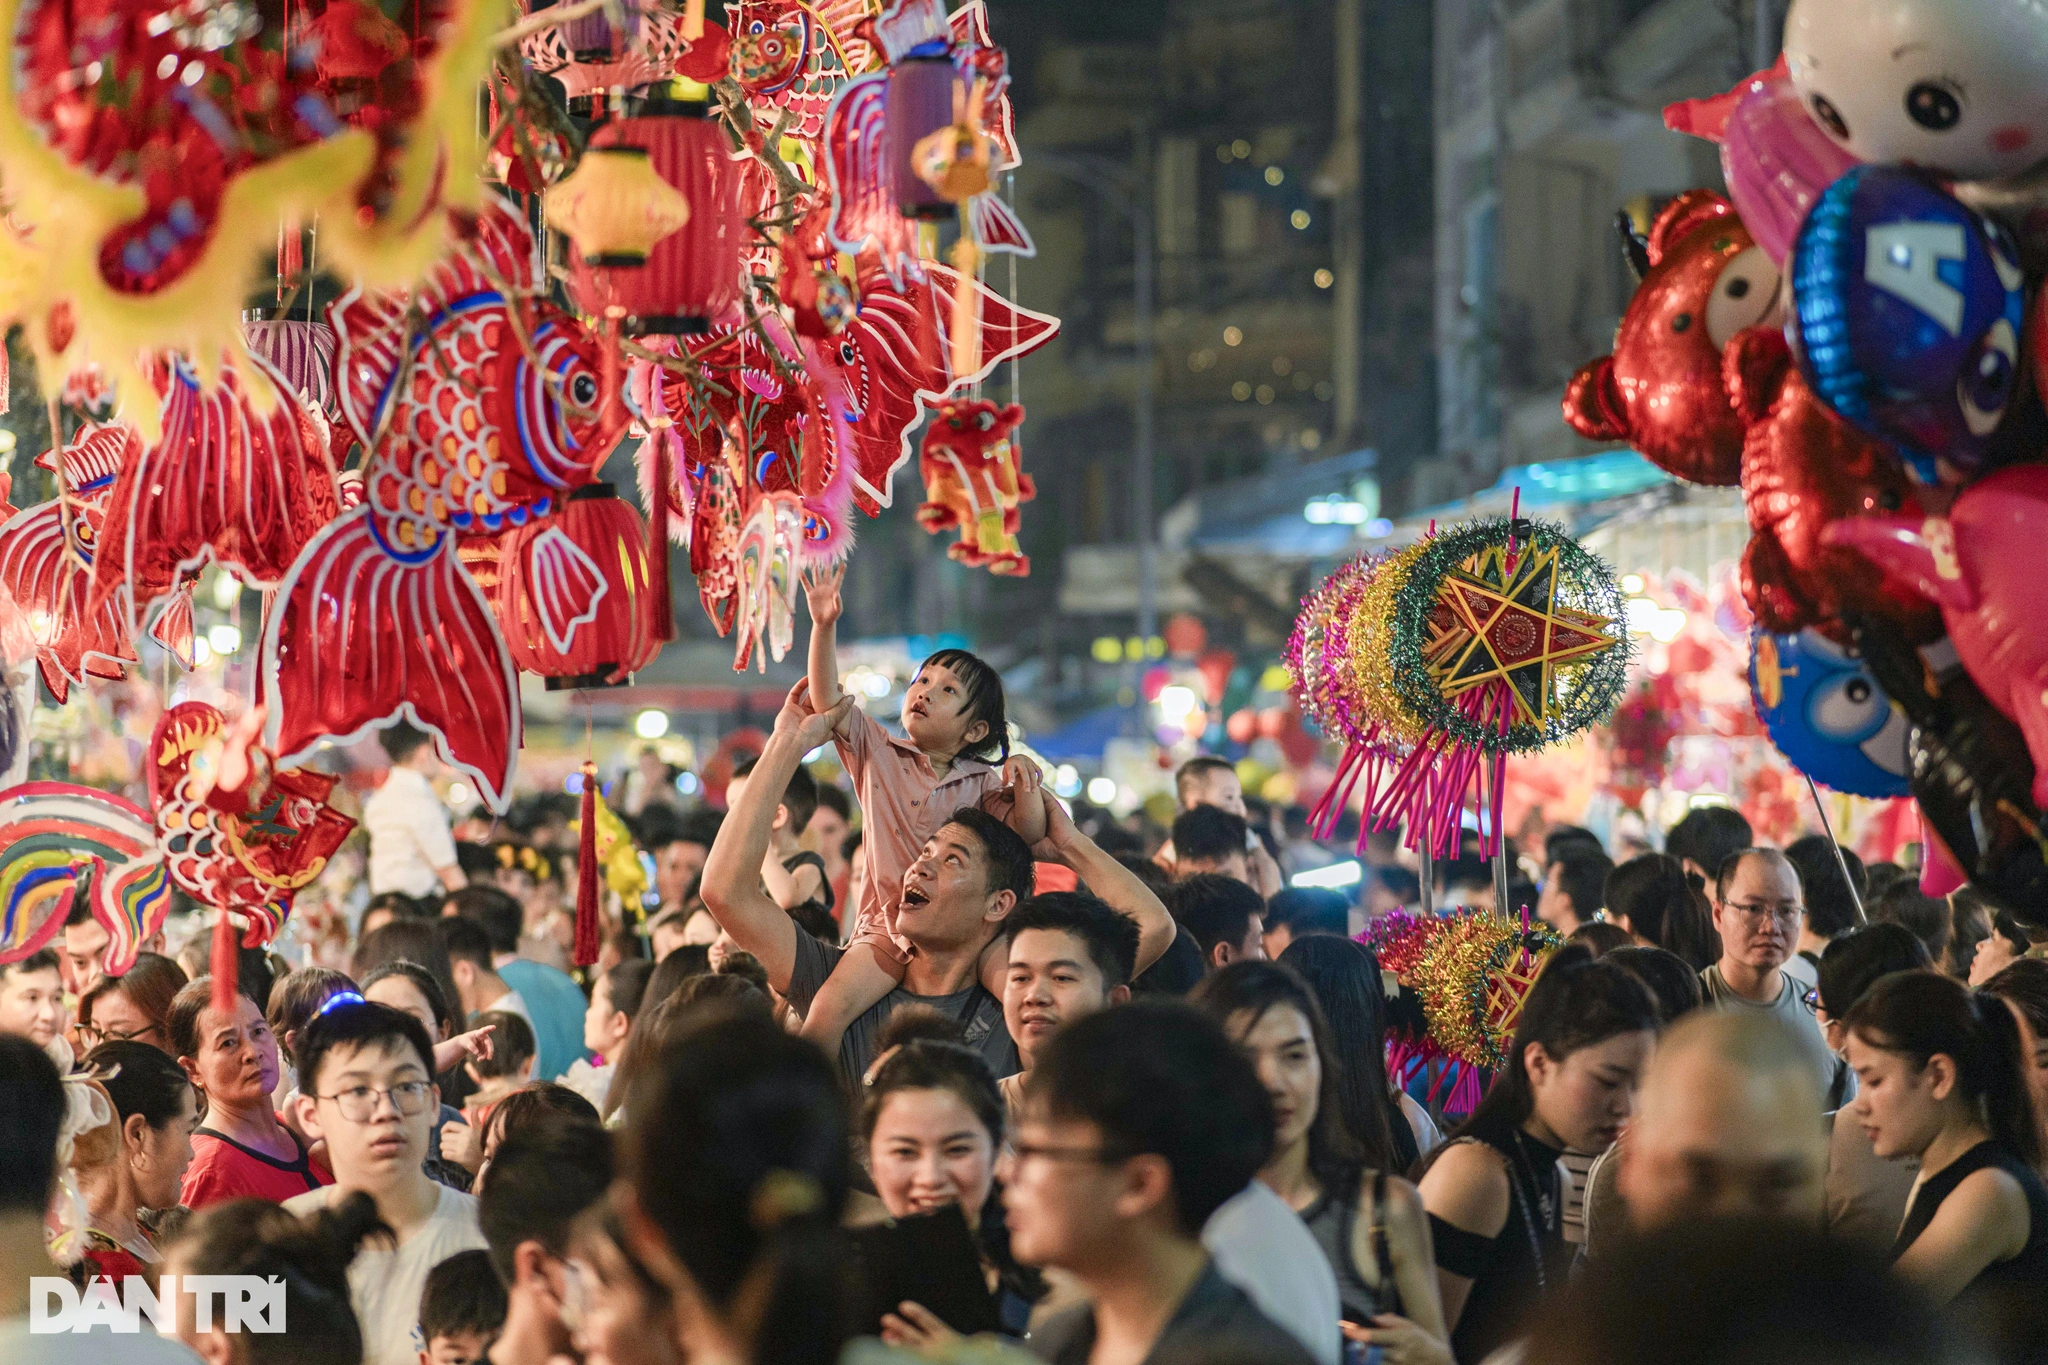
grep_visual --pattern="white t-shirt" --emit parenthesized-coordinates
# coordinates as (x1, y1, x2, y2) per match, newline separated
(1201, 1180, 1342, 1365)
(559, 1058, 613, 1112)
(362, 765, 458, 899)
(284, 1183, 487, 1365)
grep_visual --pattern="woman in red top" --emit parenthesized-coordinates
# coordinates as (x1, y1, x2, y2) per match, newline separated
(57, 1041, 200, 1279)
(170, 977, 333, 1207)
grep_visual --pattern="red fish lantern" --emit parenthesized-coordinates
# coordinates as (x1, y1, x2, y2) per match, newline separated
(497, 484, 666, 688)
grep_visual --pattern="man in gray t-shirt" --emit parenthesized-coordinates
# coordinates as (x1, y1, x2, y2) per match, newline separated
(1700, 848, 1839, 1102)
(785, 929, 1018, 1080)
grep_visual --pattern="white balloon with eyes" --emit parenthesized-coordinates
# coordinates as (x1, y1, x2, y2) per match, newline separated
(1785, 0, 2048, 183)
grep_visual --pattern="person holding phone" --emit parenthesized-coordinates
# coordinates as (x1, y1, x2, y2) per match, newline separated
(862, 1038, 1046, 1344)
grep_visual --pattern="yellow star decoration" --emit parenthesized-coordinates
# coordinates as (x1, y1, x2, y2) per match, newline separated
(1429, 543, 1617, 727)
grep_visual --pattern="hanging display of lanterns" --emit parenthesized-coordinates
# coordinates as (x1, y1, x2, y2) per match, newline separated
(546, 145, 692, 268)
(497, 484, 664, 689)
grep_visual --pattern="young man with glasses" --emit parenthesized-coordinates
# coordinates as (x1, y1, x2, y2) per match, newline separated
(1700, 848, 1837, 1103)
(1005, 1001, 1317, 1365)
(286, 999, 487, 1365)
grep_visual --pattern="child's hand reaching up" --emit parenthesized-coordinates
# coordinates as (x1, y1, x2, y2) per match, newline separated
(802, 563, 846, 626)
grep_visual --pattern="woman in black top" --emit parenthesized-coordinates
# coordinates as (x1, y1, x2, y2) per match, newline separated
(1844, 970, 2048, 1352)
(1416, 945, 1658, 1362)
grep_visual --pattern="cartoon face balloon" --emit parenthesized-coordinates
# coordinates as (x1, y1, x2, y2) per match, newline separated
(1750, 628, 1911, 798)
(1791, 166, 2026, 484)
(1785, 0, 2048, 183)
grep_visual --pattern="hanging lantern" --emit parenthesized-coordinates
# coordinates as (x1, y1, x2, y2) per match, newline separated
(521, 0, 684, 121)
(572, 84, 743, 336)
(887, 51, 959, 221)
(557, 0, 638, 64)
(546, 145, 691, 268)
(498, 484, 664, 690)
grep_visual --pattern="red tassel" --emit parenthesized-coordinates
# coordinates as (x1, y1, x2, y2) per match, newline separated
(209, 910, 239, 1017)
(647, 437, 676, 644)
(574, 762, 601, 967)
(277, 217, 303, 302)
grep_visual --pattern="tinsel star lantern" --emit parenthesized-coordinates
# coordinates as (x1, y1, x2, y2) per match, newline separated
(547, 146, 692, 269)
(496, 484, 668, 689)
(1415, 910, 1562, 1113)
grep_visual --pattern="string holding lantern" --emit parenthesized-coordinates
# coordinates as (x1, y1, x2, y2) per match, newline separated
(496, 483, 667, 689)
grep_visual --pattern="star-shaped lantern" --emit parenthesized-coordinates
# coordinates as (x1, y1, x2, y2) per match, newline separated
(1431, 543, 1617, 727)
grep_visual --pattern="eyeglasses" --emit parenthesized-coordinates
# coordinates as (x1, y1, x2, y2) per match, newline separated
(80, 1022, 160, 1045)
(1010, 1141, 1130, 1167)
(1801, 986, 1822, 1015)
(316, 991, 367, 1019)
(316, 1080, 435, 1122)
(1725, 900, 1803, 924)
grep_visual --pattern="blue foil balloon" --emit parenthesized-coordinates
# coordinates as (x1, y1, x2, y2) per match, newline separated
(1749, 628, 1910, 799)
(1791, 165, 2026, 484)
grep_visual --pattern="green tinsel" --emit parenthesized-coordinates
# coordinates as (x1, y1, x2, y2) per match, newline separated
(1387, 516, 1630, 756)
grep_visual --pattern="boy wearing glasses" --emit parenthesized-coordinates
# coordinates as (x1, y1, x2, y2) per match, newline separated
(286, 1000, 487, 1365)
(1701, 848, 1838, 1103)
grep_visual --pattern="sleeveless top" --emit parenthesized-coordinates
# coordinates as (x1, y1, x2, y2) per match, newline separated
(1893, 1139, 2048, 1348)
(1300, 1169, 1402, 1325)
(1428, 1124, 1570, 1364)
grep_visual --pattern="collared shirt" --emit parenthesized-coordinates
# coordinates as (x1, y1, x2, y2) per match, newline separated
(835, 705, 1005, 942)
(1029, 1260, 1319, 1365)
(362, 765, 457, 898)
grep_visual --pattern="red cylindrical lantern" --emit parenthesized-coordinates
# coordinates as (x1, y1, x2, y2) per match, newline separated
(498, 483, 665, 689)
(572, 90, 742, 335)
(886, 53, 958, 220)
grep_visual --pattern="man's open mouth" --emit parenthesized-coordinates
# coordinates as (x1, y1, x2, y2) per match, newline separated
(902, 886, 931, 908)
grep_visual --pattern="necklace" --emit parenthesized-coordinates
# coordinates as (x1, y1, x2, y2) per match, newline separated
(1511, 1130, 1558, 1228)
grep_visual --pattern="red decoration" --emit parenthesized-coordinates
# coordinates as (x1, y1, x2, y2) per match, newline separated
(915, 397, 1029, 573)
(497, 484, 665, 689)
(575, 760, 600, 966)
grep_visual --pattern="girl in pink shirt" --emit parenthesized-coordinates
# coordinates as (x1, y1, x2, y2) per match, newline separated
(800, 566, 1044, 1051)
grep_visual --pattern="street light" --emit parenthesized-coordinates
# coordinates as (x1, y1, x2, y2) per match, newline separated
(1036, 132, 1157, 643)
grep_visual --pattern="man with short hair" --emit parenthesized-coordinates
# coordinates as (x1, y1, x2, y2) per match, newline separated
(1171, 874, 1267, 971)
(477, 1112, 614, 1365)
(1664, 806, 1752, 907)
(1700, 849, 1835, 1101)
(58, 900, 163, 998)
(1537, 847, 1614, 937)
(705, 682, 1174, 1082)
(652, 810, 723, 913)
(1600, 1010, 1827, 1252)
(364, 722, 467, 898)
(440, 917, 532, 1026)
(1000, 892, 1142, 1124)
(0, 949, 62, 1052)
(1008, 1002, 1317, 1365)
(1784, 835, 1864, 982)
(286, 1002, 487, 1365)
(1168, 805, 1255, 887)
(448, 886, 588, 1081)
(1260, 888, 1350, 959)
(1167, 756, 1283, 895)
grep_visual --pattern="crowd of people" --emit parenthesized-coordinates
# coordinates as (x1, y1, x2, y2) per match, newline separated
(4, 603, 2048, 1365)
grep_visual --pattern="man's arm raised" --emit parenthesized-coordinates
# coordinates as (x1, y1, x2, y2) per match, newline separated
(1032, 790, 1179, 975)
(700, 681, 855, 993)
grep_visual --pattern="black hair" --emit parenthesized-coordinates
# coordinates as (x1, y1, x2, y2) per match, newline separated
(296, 999, 437, 1096)
(1816, 922, 1932, 1019)
(419, 1249, 508, 1346)
(940, 805, 1036, 905)
(1265, 888, 1350, 941)
(919, 648, 1009, 763)
(1004, 892, 1142, 988)
(787, 900, 839, 945)
(65, 896, 93, 927)
(1548, 847, 1614, 922)
(646, 941, 712, 1007)
(1984, 958, 2048, 1043)
(1604, 853, 1720, 970)
(1116, 852, 1176, 900)
(814, 784, 851, 822)
(1542, 825, 1604, 864)
(624, 1012, 858, 1365)
(84, 1041, 194, 1131)
(479, 1111, 615, 1282)
(1192, 960, 1382, 1189)
(674, 807, 726, 851)
(1175, 756, 1238, 805)
(170, 1191, 389, 1365)
(1601, 946, 1703, 1024)
(605, 958, 658, 1022)
(266, 967, 358, 1066)
(1991, 909, 2033, 957)
(484, 1082, 601, 1156)
(1862, 862, 1911, 903)
(1432, 945, 1658, 1157)
(1278, 936, 1412, 1170)
(1169, 873, 1265, 963)
(438, 914, 497, 971)
(1172, 805, 1249, 866)
(0, 1033, 63, 1213)
(359, 961, 459, 1039)
(1569, 921, 1634, 957)
(379, 720, 433, 765)
(1664, 806, 1753, 878)
(165, 974, 264, 1061)
(875, 1003, 967, 1053)
(1947, 889, 1994, 979)
(1846, 970, 2041, 1169)
(1870, 883, 1952, 967)
(356, 920, 464, 1030)
(1030, 1000, 1274, 1237)
(449, 885, 527, 956)
(735, 756, 821, 833)
(1784, 835, 1866, 940)
(470, 1010, 537, 1080)
(2, 946, 58, 981)
(80, 951, 189, 1041)
(363, 891, 430, 926)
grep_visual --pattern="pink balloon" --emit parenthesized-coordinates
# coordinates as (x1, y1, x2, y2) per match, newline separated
(1721, 76, 1859, 262)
